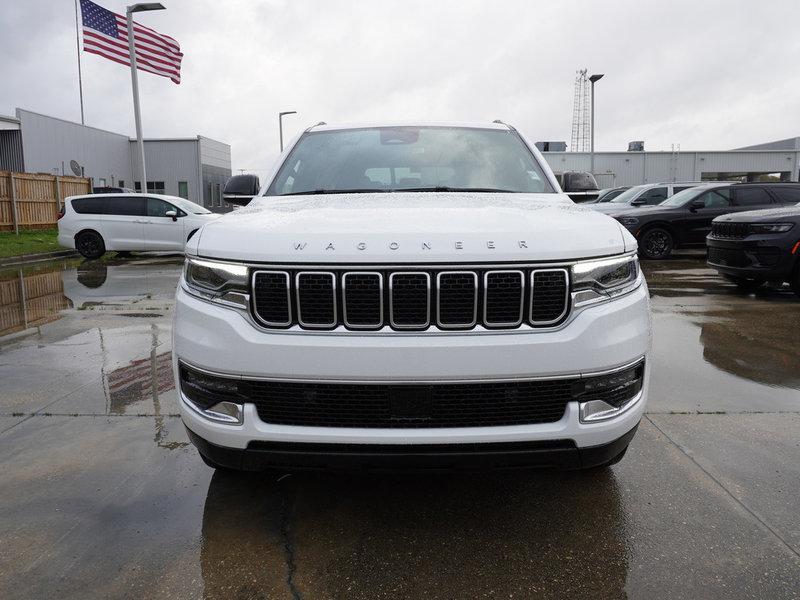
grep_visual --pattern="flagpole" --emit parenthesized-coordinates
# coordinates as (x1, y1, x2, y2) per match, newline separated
(74, 0, 85, 124)
(126, 6, 147, 191)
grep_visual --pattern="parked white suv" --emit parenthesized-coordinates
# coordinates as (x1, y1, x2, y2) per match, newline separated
(174, 122, 651, 472)
(58, 193, 220, 258)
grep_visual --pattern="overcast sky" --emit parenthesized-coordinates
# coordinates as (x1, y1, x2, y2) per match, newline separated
(2, 0, 800, 174)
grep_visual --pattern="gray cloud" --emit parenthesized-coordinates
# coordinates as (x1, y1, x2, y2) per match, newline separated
(2, 0, 799, 174)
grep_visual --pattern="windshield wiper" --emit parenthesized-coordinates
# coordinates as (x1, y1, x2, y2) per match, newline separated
(281, 189, 390, 196)
(397, 186, 517, 193)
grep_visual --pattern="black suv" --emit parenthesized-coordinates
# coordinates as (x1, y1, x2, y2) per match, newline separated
(608, 182, 800, 259)
(707, 201, 800, 295)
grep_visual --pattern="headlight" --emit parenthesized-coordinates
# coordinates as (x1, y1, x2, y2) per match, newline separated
(749, 223, 794, 234)
(571, 254, 641, 307)
(617, 216, 639, 228)
(183, 257, 249, 308)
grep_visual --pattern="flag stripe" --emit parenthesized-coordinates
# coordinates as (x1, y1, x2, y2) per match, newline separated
(80, 0, 182, 84)
(83, 35, 181, 81)
(83, 30, 181, 74)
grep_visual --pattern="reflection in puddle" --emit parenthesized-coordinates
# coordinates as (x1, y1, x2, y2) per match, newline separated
(107, 350, 174, 413)
(0, 265, 70, 336)
(200, 470, 627, 598)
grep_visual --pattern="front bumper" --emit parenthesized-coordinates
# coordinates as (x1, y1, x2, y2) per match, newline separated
(174, 281, 651, 453)
(185, 424, 639, 471)
(707, 235, 798, 281)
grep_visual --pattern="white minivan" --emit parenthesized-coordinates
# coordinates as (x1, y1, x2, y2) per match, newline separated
(58, 193, 220, 258)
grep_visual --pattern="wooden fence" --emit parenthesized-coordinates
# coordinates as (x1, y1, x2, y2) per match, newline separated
(0, 171, 91, 232)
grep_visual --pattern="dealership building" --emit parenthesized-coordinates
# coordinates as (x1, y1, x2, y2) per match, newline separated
(538, 137, 800, 189)
(0, 108, 232, 212)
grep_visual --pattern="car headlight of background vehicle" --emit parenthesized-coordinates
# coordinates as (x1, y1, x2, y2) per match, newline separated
(571, 253, 641, 307)
(183, 257, 249, 308)
(616, 216, 639, 228)
(749, 223, 794, 234)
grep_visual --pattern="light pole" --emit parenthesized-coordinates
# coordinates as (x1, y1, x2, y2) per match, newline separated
(126, 2, 165, 193)
(278, 111, 297, 152)
(589, 73, 604, 176)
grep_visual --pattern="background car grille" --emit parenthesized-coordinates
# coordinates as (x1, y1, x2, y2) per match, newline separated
(710, 222, 750, 239)
(707, 247, 751, 268)
(252, 266, 570, 331)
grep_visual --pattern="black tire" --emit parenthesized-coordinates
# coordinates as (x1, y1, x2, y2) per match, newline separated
(638, 227, 674, 260)
(75, 231, 105, 259)
(791, 263, 800, 298)
(724, 275, 765, 291)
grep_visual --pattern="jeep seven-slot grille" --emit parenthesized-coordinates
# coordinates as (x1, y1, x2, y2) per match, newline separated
(252, 267, 570, 331)
(710, 221, 750, 239)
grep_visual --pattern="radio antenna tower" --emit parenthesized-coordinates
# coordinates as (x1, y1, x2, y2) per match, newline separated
(570, 69, 591, 152)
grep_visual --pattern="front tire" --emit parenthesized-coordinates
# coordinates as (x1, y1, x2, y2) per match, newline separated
(638, 227, 674, 260)
(75, 231, 106, 259)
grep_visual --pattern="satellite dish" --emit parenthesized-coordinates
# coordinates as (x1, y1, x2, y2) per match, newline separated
(69, 160, 83, 177)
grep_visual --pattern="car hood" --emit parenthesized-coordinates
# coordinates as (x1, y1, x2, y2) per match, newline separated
(713, 205, 800, 223)
(190, 192, 633, 263)
(605, 205, 680, 219)
(587, 202, 646, 214)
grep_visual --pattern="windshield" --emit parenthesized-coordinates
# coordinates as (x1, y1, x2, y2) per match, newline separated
(267, 127, 555, 196)
(659, 186, 715, 207)
(167, 196, 212, 214)
(609, 185, 648, 203)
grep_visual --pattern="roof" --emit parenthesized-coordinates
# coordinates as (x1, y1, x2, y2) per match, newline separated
(307, 121, 513, 132)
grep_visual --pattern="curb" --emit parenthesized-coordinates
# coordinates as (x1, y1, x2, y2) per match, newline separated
(0, 250, 78, 268)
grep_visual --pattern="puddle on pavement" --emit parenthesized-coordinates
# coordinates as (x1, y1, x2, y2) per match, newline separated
(0, 255, 183, 337)
(643, 258, 800, 408)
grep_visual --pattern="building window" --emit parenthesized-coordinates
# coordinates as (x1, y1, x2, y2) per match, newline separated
(135, 181, 166, 194)
(178, 181, 189, 199)
(215, 183, 222, 206)
(118, 180, 125, 188)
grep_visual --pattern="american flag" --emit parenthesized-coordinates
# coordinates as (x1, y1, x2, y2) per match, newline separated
(79, 0, 183, 84)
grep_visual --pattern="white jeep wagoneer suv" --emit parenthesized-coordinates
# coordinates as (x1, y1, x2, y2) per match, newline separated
(174, 122, 651, 471)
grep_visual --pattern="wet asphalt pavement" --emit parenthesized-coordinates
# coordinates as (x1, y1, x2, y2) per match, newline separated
(0, 254, 799, 599)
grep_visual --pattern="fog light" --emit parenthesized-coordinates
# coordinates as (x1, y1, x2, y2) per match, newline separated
(179, 363, 244, 425)
(575, 360, 645, 423)
(204, 401, 244, 424)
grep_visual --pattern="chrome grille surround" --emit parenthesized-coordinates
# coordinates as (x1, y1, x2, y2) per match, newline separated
(436, 271, 478, 329)
(530, 268, 570, 326)
(295, 271, 337, 329)
(483, 270, 524, 327)
(342, 272, 383, 329)
(252, 270, 292, 327)
(389, 272, 431, 330)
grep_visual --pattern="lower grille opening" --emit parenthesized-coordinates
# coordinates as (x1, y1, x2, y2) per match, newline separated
(179, 360, 644, 429)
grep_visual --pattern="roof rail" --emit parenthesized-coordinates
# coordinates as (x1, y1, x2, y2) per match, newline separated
(492, 119, 516, 130)
(305, 121, 326, 132)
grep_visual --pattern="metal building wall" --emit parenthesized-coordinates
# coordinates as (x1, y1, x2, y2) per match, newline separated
(199, 136, 232, 213)
(131, 139, 201, 202)
(17, 109, 132, 184)
(0, 131, 24, 171)
(543, 150, 800, 187)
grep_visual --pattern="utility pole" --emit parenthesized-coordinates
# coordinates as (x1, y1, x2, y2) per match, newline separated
(589, 73, 604, 175)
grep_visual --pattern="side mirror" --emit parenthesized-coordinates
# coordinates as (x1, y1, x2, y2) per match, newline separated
(630, 197, 647, 206)
(689, 200, 704, 211)
(561, 171, 599, 193)
(223, 174, 260, 206)
(165, 209, 178, 222)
